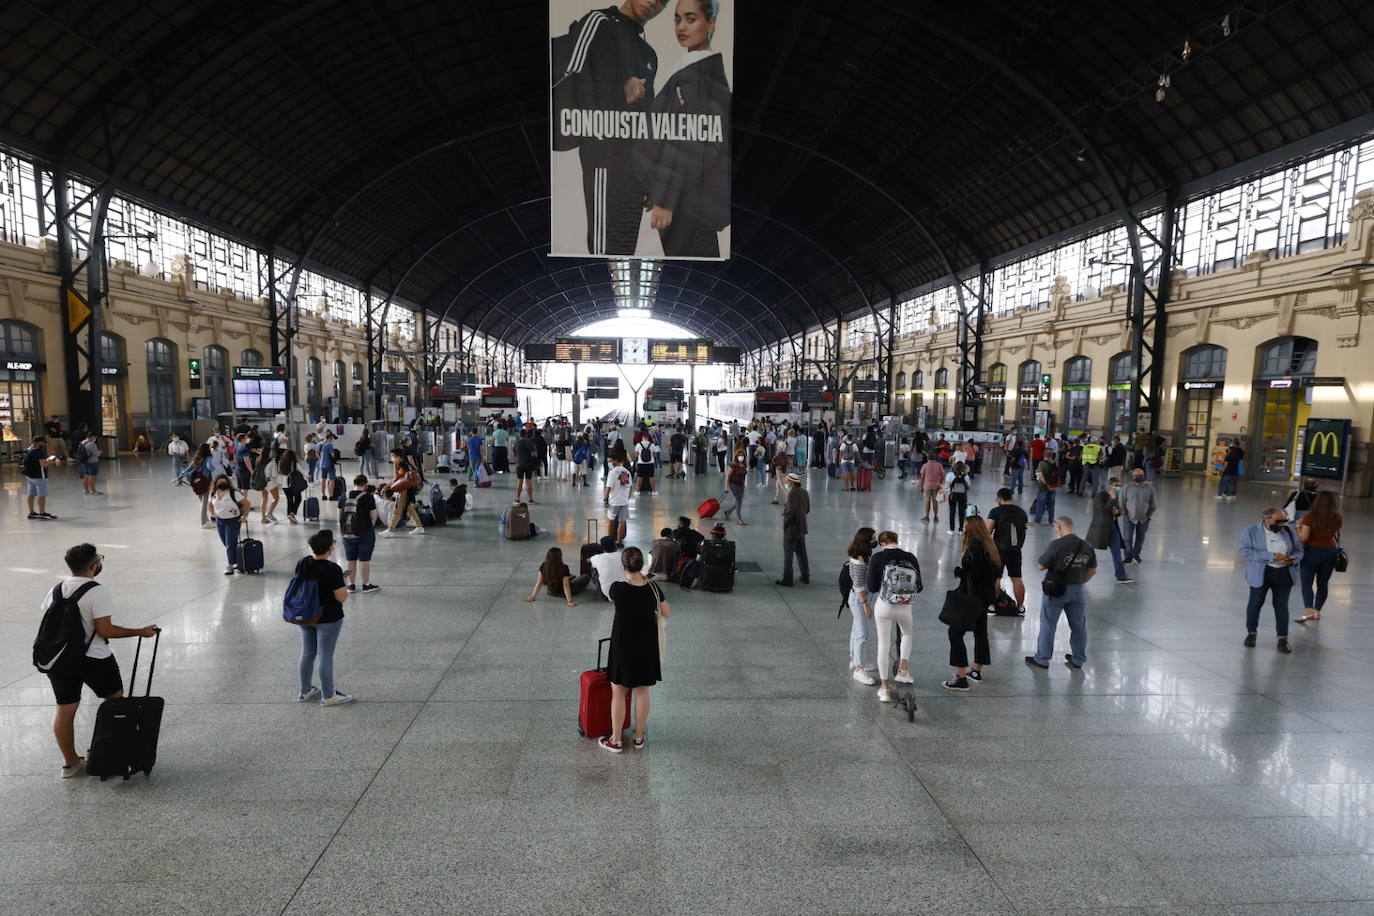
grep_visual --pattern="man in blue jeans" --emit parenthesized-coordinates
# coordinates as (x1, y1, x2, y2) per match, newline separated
(1025, 516, 1097, 670)
(1030, 456, 1060, 524)
(1118, 470, 1157, 564)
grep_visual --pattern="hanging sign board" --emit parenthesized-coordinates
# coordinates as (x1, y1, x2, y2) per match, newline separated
(1300, 417, 1351, 480)
(549, 0, 733, 260)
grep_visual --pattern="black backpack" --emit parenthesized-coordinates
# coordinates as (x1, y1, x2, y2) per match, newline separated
(22, 446, 43, 478)
(837, 564, 854, 618)
(1043, 465, 1062, 488)
(33, 581, 103, 675)
(339, 490, 361, 537)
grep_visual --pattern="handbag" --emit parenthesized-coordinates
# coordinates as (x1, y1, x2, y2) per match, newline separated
(938, 568, 985, 630)
(1335, 532, 1349, 573)
(1042, 542, 1086, 598)
(287, 469, 308, 492)
(649, 580, 667, 663)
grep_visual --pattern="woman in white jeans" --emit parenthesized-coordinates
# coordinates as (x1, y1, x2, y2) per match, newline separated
(865, 530, 921, 702)
(846, 527, 879, 685)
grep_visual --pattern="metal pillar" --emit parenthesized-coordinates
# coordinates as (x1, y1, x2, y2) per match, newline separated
(42, 167, 105, 433)
(1127, 189, 1179, 434)
(365, 290, 389, 419)
(957, 267, 991, 431)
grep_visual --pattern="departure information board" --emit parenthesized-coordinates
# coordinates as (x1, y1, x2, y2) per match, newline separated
(523, 343, 557, 362)
(554, 337, 619, 362)
(648, 338, 711, 364)
(709, 345, 742, 365)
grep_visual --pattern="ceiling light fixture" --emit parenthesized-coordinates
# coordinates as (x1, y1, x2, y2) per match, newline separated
(1155, 72, 1171, 103)
(1181, 39, 1193, 61)
(1221, 13, 1231, 37)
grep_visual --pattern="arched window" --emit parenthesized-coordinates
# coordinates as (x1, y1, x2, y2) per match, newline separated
(1182, 344, 1227, 380)
(1109, 352, 1135, 384)
(352, 361, 364, 410)
(984, 363, 1008, 427)
(1018, 360, 1042, 389)
(1063, 356, 1093, 433)
(0, 319, 38, 357)
(1016, 360, 1043, 436)
(99, 332, 124, 368)
(895, 371, 907, 390)
(934, 368, 949, 389)
(306, 356, 322, 416)
(145, 338, 179, 420)
(1065, 356, 1092, 384)
(986, 363, 1007, 386)
(1257, 336, 1317, 378)
(241, 349, 263, 368)
(332, 360, 346, 412)
(203, 345, 228, 416)
(914, 370, 924, 389)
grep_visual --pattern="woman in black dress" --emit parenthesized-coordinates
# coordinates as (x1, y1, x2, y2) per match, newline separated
(599, 547, 671, 753)
(944, 507, 1001, 691)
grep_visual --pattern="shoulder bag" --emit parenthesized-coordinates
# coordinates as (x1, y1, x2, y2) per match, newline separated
(649, 580, 667, 663)
(939, 566, 987, 630)
(1042, 542, 1086, 598)
(1334, 531, 1349, 573)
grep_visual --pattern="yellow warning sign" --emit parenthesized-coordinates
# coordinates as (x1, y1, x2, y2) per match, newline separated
(66, 288, 91, 333)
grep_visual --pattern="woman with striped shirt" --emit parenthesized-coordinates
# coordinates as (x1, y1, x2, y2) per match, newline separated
(846, 527, 879, 686)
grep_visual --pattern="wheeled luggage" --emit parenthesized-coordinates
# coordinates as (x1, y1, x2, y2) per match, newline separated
(500, 504, 533, 540)
(579, 519, 601, 576)
(303, 493, 321, 521)
(238, 522, 264, 573)
(856, 467, 873, 491)
(699, 538, 736, 592)
(697, 494, 724, 519)
(578, 637, 630, 738)
(86, 630, 164, 781)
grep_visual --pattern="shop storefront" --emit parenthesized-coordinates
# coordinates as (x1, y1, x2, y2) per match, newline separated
(984, 363, 1007, 429)
(1016, 360, 1041, 437)
(1061, 356, 1092, 437)
(1250, 336, 1318, 481)
(1177, 344, 1227, 471)
(1106, 352, 1135, 438)
(0, 320, 45, 460)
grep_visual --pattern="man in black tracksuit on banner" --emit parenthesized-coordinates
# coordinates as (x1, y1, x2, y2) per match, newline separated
(554, 0, 666, 256)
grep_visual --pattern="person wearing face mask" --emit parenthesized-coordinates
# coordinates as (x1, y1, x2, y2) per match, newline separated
(1087, 477, 1132, 583)
(35, 543, 159, 778)
(209, 474, 253, 575)
(1117, 470, 1157, 565)
(1238, 508, 1302, 653)
(723, 447, 749, 526)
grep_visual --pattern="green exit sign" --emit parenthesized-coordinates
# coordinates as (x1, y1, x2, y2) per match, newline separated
(188, 358, 202, 390)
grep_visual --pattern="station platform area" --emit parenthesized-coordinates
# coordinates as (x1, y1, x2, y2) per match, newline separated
(3, 457, 1374, 914)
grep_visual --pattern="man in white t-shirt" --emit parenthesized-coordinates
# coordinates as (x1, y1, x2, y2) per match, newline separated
(603, 455, 634, 546)
(37, 543, 158, 778)
(589, 536, 627, 601)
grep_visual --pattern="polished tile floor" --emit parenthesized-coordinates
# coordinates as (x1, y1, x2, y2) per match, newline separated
(3, 452, 1374, 914)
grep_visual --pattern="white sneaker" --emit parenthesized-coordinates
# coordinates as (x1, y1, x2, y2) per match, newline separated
(297, 686, 320, 703)
(384, 530, 403, 538)
(1213, 495, 1224, 501)
(202, 521, 215, 529)
(410, 527, 426, 535)
(60, 757, 85, 778)
(852, 668, 877, 686)
(877, 687, 893, 703)
(320, 691, 354, 707)
(894, 670, 914, 684)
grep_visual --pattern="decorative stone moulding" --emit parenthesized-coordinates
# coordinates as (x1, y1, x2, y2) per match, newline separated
(1242, 250, 1272, 270)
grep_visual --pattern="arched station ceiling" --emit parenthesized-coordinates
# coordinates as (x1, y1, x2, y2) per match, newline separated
(3, 0, 1372, 347)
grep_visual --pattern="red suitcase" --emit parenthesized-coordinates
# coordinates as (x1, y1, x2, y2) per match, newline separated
(856, 467, 873, 491)
(579, 638, 630, 738)
(698, 495, 723, 519)
(579, 519, 601, 576)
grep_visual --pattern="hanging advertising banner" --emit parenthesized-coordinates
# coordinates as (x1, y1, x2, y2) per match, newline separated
(549, 0, 733, 260)
(1300, 417, 1351, 480)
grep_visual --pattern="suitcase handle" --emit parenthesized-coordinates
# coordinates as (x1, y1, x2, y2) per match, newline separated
(587, 518, 597, 544)
(127, 628, 161, 696)
(596, 637, 611, 672)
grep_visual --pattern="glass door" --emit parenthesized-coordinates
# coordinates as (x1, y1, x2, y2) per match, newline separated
(1253, 388, 1296, 480)
(1181, 388, 1215, 470)
(101, 382, 126, 448)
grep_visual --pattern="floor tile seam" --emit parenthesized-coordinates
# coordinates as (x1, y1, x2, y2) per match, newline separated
(272, 558, 524, 916)
(760, 558, 1028, 915)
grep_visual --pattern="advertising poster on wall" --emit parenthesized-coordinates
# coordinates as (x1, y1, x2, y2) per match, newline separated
(549, 0, 733, 260)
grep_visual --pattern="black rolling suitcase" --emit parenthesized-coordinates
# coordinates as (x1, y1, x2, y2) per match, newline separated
(238, 520, 264, 574)
(87, 630, 164, 781)
(579, 519, 601, 576)
(700, 539, 736, 592)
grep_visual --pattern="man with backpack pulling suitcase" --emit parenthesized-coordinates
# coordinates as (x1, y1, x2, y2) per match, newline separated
(32, 543, 159, 778)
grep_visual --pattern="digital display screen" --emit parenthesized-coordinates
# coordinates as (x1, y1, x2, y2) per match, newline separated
(554, 338, 619, 363)
(232, 379, 288, 411)
(586, 377, 619, 388)
(709, 346, 742, 365)
(650, 339, 711, 364)
(480, 386, 519, 408)
(524, 344, 558, 362)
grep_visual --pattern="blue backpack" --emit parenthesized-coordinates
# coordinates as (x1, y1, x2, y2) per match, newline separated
(283, 567, 323, 625)
(572, 443, 588, 464)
